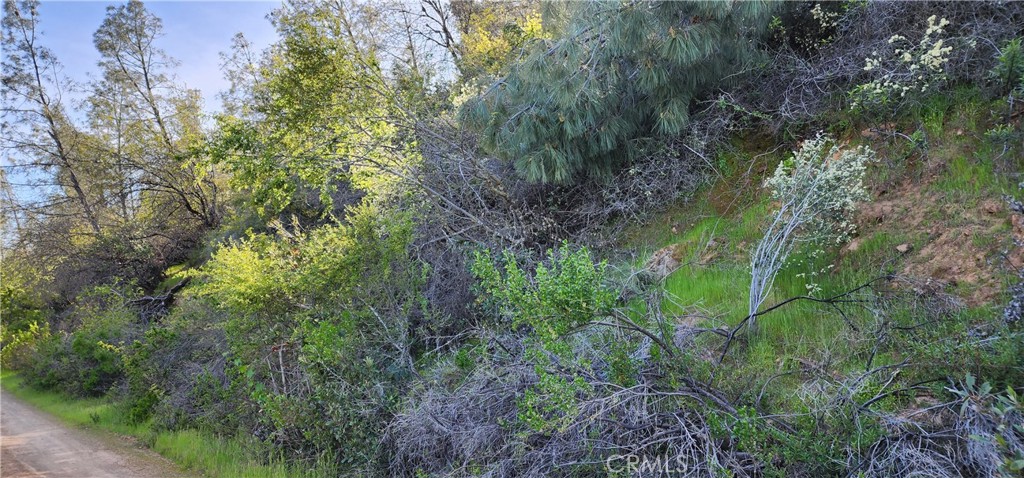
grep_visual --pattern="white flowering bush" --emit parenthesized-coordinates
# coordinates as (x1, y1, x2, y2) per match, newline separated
(850, 15, 956, 112)
(765, 135, 875, 245)
(749, 135, 875, 321)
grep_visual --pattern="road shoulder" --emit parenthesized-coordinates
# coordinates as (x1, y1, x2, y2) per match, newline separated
(1, 388, 191, 478)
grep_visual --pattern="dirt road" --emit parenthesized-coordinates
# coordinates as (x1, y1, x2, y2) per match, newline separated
(0, 388, 190, 478)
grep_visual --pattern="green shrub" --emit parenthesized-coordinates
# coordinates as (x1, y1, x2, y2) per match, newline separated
(120, 326, 180, 425)
(0, 283, 46, 336)
(472, 244, 616, 340)
(0, 321, 49, 370)
(472, 243, 618, 432)
(21, 285, 138, 396)
(0, 263, 51, 370)
(190, 201, 424, 468)
(990, 38, 1024, 96)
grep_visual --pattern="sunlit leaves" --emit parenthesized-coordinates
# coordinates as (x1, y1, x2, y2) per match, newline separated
(209, 1, 416, 217)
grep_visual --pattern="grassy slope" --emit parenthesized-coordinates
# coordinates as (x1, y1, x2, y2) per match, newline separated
(626, 88, 1020, 408)
(0, 371, 327, 478)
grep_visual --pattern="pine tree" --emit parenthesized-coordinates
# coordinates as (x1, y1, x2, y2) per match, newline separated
(461, 0, 774, 184)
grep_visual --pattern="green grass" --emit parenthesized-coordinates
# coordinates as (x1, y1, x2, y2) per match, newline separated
(649, 195, 874, 371)
(0, 372, 330, 478)
(1, 371, 135, 432)
(628, 87, 1017, 410)
(935, 154, 1004, 199)
(924, 88, 1016, 202)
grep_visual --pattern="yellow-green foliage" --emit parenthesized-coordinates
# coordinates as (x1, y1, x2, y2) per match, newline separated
(209, 2, 414, 217)
(457, 3, 544, 80)
(472, 244, 615, 351)
(0, 321, 49, 370)
(190, 234, 287, 314)
(194, 202, 413, 315)
(472, 244, 615, 432)
(191, 201, 418, 374)
(0, 269, 49, 370)
(190, 201, 421, 465)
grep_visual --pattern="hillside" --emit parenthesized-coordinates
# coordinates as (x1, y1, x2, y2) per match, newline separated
(2, 1, 1023, 477)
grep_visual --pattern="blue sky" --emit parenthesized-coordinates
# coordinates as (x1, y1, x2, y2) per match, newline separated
(2, 2, 280, 207)
(36, 1, 281, 113)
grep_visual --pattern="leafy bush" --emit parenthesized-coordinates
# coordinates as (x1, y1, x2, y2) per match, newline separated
(1, 248, 53, 371)
(189, 201, 424, 468)
(472, 244, 622, 432)
(0, 320, 50, 370)
(0, 283, 46, 335)
(21, 285, 139, 396)
(472, 244, 616, 341)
